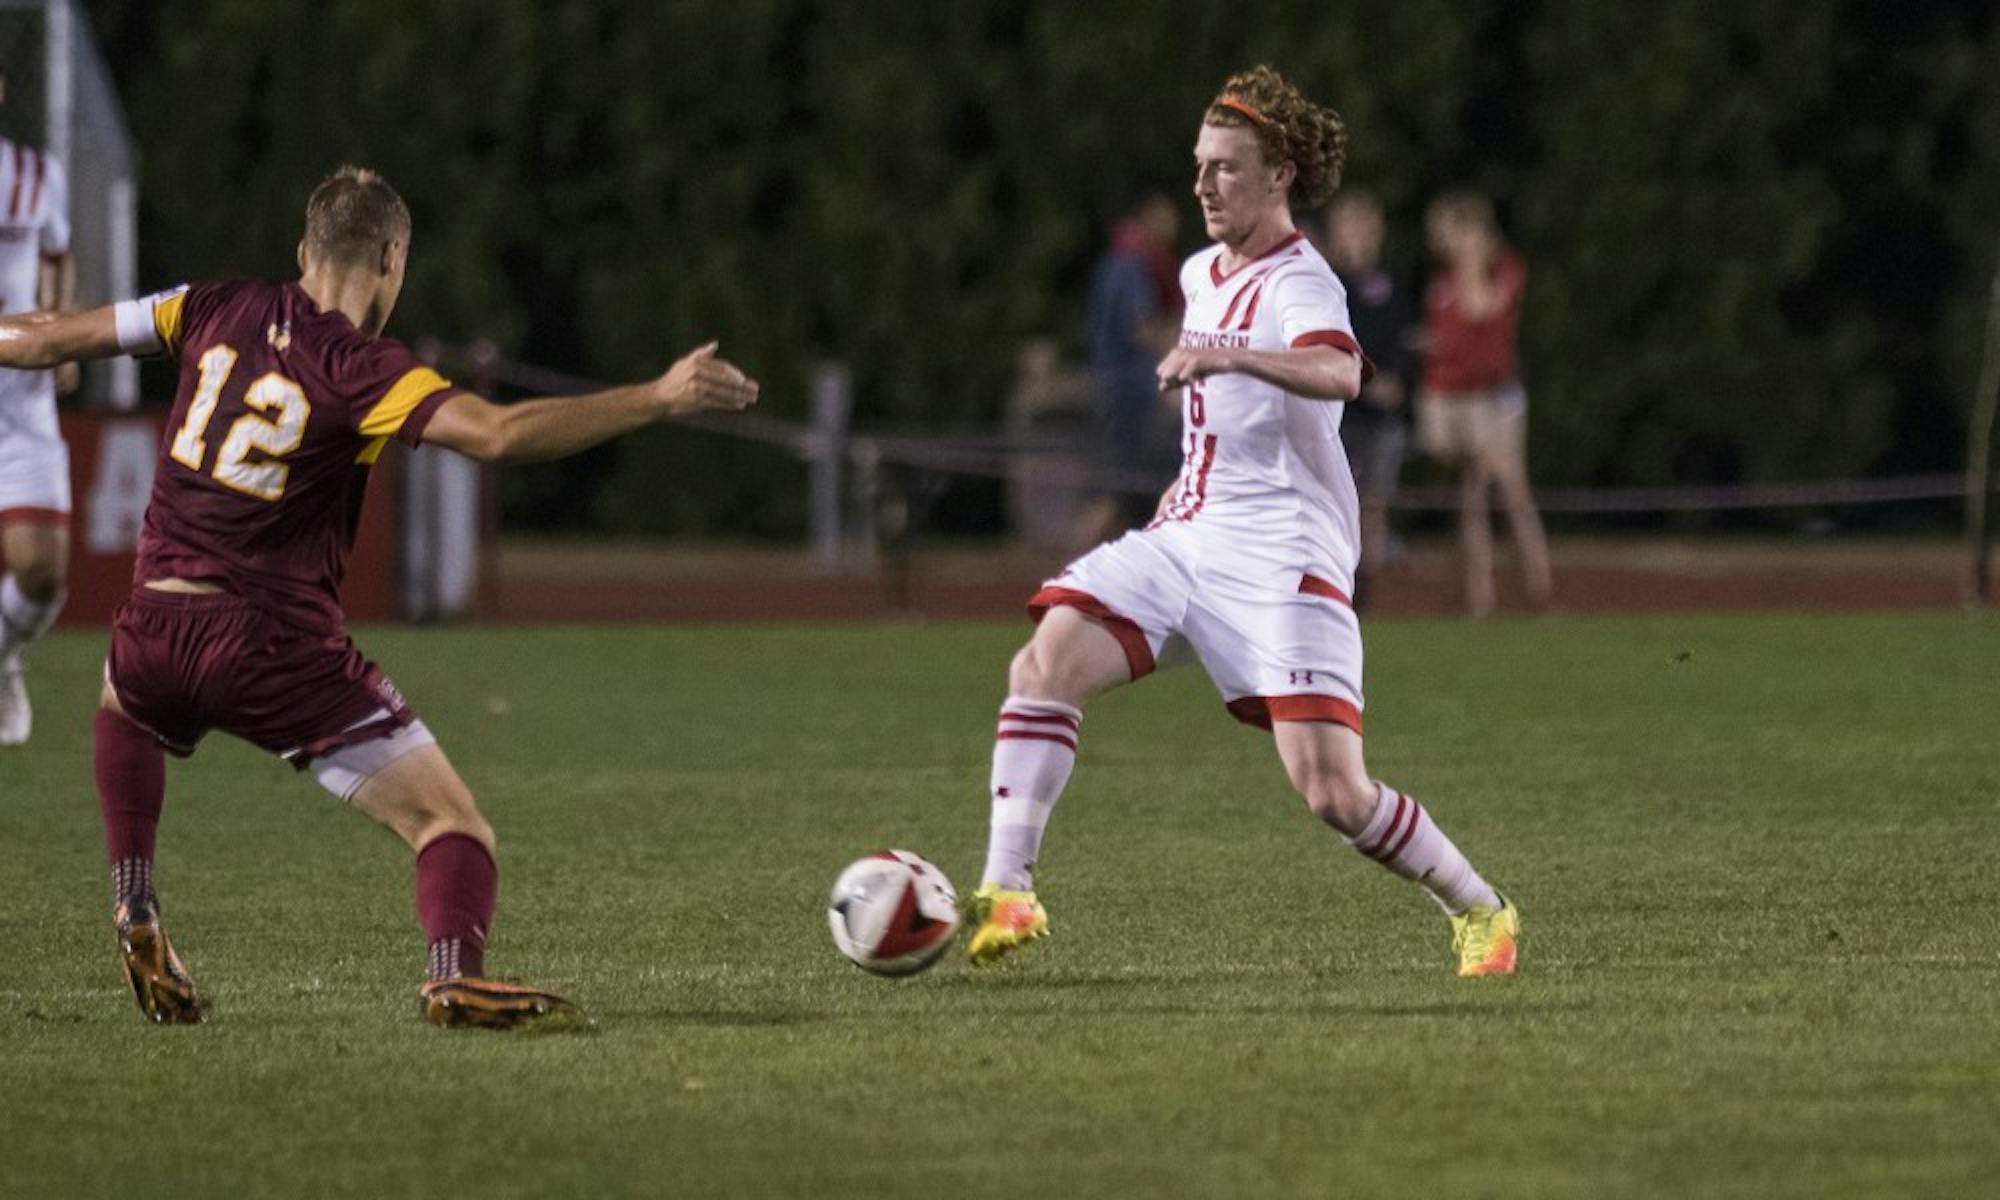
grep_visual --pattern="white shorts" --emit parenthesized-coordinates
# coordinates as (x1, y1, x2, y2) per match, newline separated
(0, 400, 71, 519)
(1032, 522, 1365, 733)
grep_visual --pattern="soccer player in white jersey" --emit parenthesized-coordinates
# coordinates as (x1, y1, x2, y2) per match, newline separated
(0, 70, 79, 745)
(965, 65, 1519, 976)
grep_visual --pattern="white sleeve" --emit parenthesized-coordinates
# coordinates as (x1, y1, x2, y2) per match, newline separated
(112, 286, 188, 355)
(1270, 265, 1354, 349)
(37, 154, 69, 257)
(1271, 266, 1372, 381)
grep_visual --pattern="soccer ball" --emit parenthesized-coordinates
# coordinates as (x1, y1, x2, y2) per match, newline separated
(827, 850, 960, 976)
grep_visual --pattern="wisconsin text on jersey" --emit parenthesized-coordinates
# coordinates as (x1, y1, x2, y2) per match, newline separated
(1153, 231, 1368, 536)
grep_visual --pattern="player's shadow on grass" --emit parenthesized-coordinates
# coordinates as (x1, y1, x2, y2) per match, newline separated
(597, 1008, 823, 1027)
(949, 995, 1586, 1019)
(916, 969, 1587, 1019)
(615, 999, 1585, 1026)
(603, 980, 1587, 1027)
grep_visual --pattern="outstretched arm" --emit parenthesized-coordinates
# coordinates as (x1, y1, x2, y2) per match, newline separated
(37, 253, 81, 394)
(420, 341, 759, 463)
(1155, 343, 1363, 401)
(0, 305, 121, 370)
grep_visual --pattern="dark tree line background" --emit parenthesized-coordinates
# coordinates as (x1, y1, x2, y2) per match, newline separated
(80, 0, 2000, 536)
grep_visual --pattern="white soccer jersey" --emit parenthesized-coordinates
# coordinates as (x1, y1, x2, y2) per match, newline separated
(0, 139, 72, 516)
(1154, 231, 1369, 591)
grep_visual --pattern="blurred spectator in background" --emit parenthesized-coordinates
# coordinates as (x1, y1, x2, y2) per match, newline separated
(1071, 193, 1183, 550)
(1323, 191, 1415, 611)
(1417, 191, 1551, 616)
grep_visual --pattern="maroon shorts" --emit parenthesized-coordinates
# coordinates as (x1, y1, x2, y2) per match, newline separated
(107, 589, 414, 765)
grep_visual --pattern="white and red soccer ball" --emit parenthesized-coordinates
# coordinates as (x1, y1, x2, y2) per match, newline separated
(827, 850, 959, 975)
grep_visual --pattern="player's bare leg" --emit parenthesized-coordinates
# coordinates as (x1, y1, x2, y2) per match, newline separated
(970, 607, 1134, 963)
(1485, 447, 1553, 609)
(1455, 461, 1496, 617)
(1274, 720, 1518, 975)
(93, 686, 205, 1023)
(349, 745, 579, 1028)
(0, 520, 68, 745)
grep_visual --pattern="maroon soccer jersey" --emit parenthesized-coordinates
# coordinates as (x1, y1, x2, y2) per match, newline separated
(132, 281, 465, 632)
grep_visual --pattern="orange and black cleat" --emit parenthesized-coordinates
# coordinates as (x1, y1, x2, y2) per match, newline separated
(418, 977, 582, 1030)
(115, 899, 205, 1025)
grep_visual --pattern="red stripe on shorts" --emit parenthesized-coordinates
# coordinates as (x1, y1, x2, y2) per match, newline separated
(1027, 586, 1156, 680)
(1298, 575, 1351, 606)
(1226, 695, 1364, 735)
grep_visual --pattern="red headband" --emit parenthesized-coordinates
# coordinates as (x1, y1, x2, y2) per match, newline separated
(1216, 96, 1268, 125)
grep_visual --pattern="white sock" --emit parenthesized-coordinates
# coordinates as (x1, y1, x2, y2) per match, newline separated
(1347, 782, 1501, 914)
(981, 696, 1081, 891)
(0, 575, 64, 665)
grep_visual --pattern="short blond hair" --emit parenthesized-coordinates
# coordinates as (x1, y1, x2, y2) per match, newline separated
(303, 166, 410, 265)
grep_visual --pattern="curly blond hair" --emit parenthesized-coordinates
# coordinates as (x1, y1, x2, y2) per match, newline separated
(1204, 65, 1347, 207)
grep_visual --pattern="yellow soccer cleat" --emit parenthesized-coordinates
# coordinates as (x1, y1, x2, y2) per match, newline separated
(965, 883, 1049, 965)
(115, 899, 205, 1025)
(419, 977, 584, 1030)
(1451, 896, 1520, 977)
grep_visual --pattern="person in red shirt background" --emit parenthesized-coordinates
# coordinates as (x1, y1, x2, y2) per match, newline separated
(1416, 191, 1552, 615)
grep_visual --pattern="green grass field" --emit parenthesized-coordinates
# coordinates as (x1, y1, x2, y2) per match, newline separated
(3, 613, 1997, 1198)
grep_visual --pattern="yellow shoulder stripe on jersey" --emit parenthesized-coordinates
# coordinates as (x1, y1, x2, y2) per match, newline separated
(357, 366, 452, 437)
(355, 435, 391, 465)
(153, 291, 189, 355)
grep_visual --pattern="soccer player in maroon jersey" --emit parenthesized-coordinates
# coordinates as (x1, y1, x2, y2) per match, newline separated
(0, 167, 759, 1027)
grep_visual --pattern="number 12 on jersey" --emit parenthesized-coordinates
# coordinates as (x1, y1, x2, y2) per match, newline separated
(168, 343, 310, 501)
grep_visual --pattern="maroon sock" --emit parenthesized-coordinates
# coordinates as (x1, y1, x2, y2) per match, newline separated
(415, 833, 498, 980)
(95, 708, 165, 908)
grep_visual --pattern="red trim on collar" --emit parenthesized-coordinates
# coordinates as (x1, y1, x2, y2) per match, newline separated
(1209, 231, 1306, 286)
